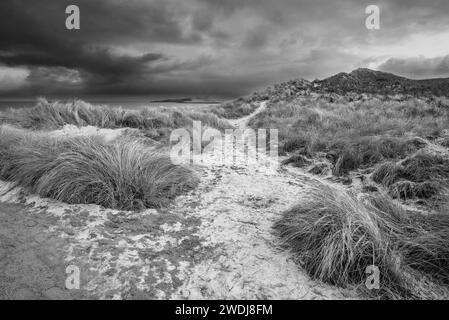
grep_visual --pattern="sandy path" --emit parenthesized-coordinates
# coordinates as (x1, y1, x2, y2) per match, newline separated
(169, 102, 348, 299)
(228, 101, 268, 129)
(0, 103, 351, 300)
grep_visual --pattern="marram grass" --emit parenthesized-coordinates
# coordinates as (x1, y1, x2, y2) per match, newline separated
(0, 125, 198, 210)
(275, 183, 449, 299)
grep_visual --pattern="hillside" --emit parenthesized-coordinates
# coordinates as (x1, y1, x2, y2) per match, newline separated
(316, 68, 449, 96)
(237, 69, 449, 105)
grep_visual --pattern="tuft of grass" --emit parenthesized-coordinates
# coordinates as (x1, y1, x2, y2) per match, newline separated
(372, 162, 403, 187)
(0, 125, 198, 210)
(388, 181, 416, 200)
(364, 192, 409, 229)
(332, 149, 359, 176)
(400, 213, 449, 285)
(281, 154, 311, 167)
(402, 231, 449, 286)
(275, 183, 449, 298)
(274, 184, 409, 298)
(389, 181, 441, 200)
(373, 151, 449, 202)
(401, 151, 449, 182)
(282, 137, 310, 154)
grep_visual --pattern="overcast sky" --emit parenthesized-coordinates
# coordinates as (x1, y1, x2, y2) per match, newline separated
(1, 0, 449, 99)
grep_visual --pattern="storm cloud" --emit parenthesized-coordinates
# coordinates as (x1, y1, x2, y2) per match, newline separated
(378, 55, 449, 79)
(0, 0, 449, 98)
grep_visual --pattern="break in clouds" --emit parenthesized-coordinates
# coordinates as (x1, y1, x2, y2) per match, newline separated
(1, 0, 449, 98)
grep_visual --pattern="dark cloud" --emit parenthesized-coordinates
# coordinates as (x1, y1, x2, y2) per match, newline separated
(0, 0, 448, 98)
(243, 28, 270, 50)
(0, 0, 205, 97)
(191, 12, 214, 32)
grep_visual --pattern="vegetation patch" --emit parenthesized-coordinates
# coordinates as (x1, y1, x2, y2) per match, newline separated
(0, 125, 199, 210)
(274, 185, 410, 298)
(211, 99, 259, 119)
(372, 151, 449, 202)
(0, 98, 231, 136)
(275, 183, 449, 298)
(249, 96, 449, 174)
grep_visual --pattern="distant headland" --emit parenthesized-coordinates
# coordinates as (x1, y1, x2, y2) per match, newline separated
(150, 98, 222, 104)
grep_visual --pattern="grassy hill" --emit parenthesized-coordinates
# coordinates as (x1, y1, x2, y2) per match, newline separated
(315, 68, 449, 96)
(221, 69, 449, 299)
(214, 69, 449, 115)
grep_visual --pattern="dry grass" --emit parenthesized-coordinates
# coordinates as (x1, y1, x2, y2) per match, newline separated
(211, 100, 259, 119)
(372, 151, 449, 201)
(275, 183, 449, 298)
(0, 125, 198, 210)
(249, 96, 449, 172)
(372, 162, 404, 187)
(401, 152, 449, 182)
(0, 98, 231, 133)
(400, 213, 449, 285)
(274, 184, 410, 298)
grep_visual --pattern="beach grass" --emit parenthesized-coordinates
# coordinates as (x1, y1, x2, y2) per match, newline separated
(0, 125, 199, 210)
(249, 96, 449, 171)
(275, 183, 449, 298)
(0, 98, 231, 133)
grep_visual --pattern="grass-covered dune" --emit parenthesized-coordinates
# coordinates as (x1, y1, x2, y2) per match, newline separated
(275, 184, 449, 299)
(238, 91, 449, 298)
(0, 125, 199, 210)
(211, 99, 260, 119)
(0, 98, 231, 138)
(249, 96, 449, 174)
(372, 151, 449, 204)
(0, 98, 235, 210)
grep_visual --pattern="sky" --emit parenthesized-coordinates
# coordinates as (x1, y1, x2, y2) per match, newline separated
(0, 0, 449, 99)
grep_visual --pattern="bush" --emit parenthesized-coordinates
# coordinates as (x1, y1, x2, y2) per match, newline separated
(0, 126, 198, 210)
